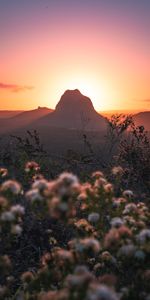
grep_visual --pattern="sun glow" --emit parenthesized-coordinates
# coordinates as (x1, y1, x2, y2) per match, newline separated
(56, 75, 109, 111)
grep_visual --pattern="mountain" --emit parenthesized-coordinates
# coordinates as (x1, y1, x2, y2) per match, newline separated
(0, 107, 53, 135)
(36, 89, 107, 131)
(133, 111, 150, 131)
(11, 107, 53, 125)
(0, 110, 24, 119)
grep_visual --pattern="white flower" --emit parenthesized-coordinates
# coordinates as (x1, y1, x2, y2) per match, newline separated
(26, 189, 43, 202)
(94, 178, 107, 188)
(123, 190, 133, 198)
(123, 203, 137, 215)
(110, 217, 124, 228)
(11, 225, 22, 235)
(94, 177, 107, 188)
(56, 172, 80, 197)
(57, 172, 79, 186)
(1, 211, 15, 222)
(123, 216, 136, 226)
(87, 284, 119, 300)
(32, 179, 49, 191)
(137, 229, 150, 244)
(11, 205, 25, 215)
(88, 213, 100, 224)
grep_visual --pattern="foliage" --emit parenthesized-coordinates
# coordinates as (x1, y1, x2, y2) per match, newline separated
(0, 164, 150, 299)
(117, 124, 150, 193)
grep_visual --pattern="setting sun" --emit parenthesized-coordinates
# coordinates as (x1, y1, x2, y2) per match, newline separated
(56, 75, 107, 110)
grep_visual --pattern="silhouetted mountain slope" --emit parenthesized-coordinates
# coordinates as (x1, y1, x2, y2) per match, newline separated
(133, 111, 150, 131)
(36, 89, 107, 131)
(11, 107, 53, 124)
(0, 107, 52, 134)
(0, 110, 23, 119)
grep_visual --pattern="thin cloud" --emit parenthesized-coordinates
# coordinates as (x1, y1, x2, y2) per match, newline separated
(137, 98, 150, 103)
(0, 82, 34, 93)
(143, 99, 150, 102)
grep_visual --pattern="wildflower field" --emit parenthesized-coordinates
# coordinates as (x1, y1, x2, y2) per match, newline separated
(0, 163, 150, 300)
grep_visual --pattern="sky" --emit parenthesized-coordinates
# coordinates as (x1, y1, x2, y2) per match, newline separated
(0, 0, 150, 111)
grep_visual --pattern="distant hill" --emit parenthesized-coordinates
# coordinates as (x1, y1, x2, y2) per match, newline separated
(11, 107, 53, 124)
(100, 110, 150, 132)
(0, 107, 53, 135)
(35, 89, 107, 131)
(133, 111, 150, 131)
(0, 110, 24, 119)
(101, 110, 142, 119)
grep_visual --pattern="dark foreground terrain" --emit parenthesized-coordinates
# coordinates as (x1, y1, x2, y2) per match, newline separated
(0, 162, 150, 299)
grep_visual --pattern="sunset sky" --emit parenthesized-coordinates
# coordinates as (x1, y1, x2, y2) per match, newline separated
(0, 0, 150, 111)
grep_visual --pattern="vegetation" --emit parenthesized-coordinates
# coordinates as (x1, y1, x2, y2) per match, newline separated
(0, 115, 149, 299)
(0, 115, 149, 195)
(0, 162, 150, 299)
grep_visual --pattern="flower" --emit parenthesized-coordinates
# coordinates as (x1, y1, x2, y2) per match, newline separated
(123, 203, 137, 215)
(66, 266, 93, 289)
(25, 161, 40, 173)
(1, 211, 15, 222)
(55, 172, 80, 197)
(75, 219, 94, 233)
(92, 171, 104, 179)
(11, 205, 25, 216)
(32, 179, 49, 191)
(87, 284, 119, 300)
(112, 166, 123, 176)
(26, 189, 43, 202)
(104, 229, 120, 249)
(57, 172, 79, 186)
(88, 213, 100, 224)
(55, 249, 74, 264)
(80, 238, 101, 254)
(1, 180, 21, 195)
(104, 184, 113, 193)
(94, 178, 107, 188)
(100, 251, 112, 262)
(0, 168, 8, 178)
(123, 190, 134, 198)
(137, 229, 150, 244)
(11, 225, 22, 235)
(118, 244, 136, 258)
(110, 217, 124, 228)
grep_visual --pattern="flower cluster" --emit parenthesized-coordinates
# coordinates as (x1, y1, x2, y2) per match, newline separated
(0, 163, 150, 299)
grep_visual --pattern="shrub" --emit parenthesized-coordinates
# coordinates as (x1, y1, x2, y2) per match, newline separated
(0, 163, 150, 299)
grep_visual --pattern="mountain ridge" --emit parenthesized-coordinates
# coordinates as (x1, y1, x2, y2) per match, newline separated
(0, 90, 149, 134)
(34, 89, 107, 131)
